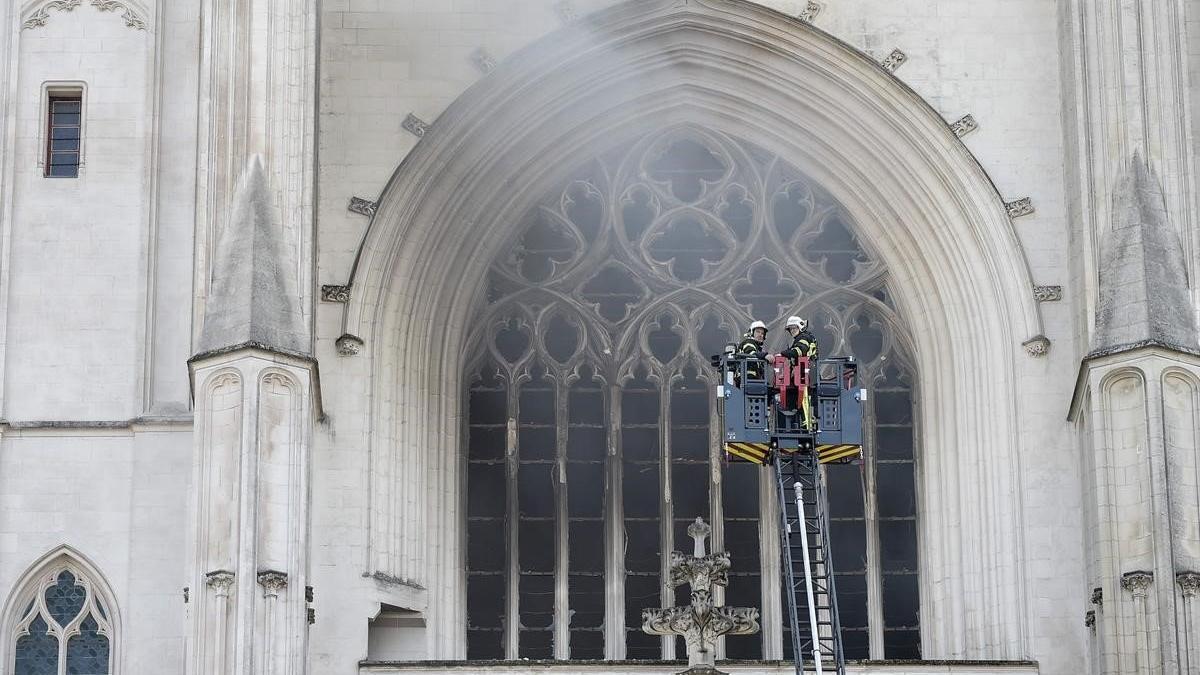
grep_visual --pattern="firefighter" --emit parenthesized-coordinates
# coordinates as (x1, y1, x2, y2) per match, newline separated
(737, 320, 769, 378)
(779, 316, 817, 429)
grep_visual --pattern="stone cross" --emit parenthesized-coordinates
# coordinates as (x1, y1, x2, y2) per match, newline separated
(642, 517, 760, 674)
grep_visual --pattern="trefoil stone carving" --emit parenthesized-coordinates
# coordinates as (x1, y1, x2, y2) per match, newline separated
(1005, 197, 1035, 218)
(403, 113, 431, 138)
(470, 47, 498, 75)
(642, 517, 760, 672)
(1034, 285, 1063, 302)
(348, 196, 377, 217)
(90, 0, 147, 29)
(337, 333, 364, 356)
(22, 0, 81, 29)
(1121, 570, 1153, 597)
(951, 114, 979, 137)
(880, 48, 907, 72)
(1022, 335, 1051, 357)
(321, 285, 352, 303)
(798, 1, 822, 23)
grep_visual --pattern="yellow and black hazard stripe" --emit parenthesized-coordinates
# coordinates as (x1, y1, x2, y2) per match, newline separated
(817, 444, 861, 464)
(725, 442, 771, 465)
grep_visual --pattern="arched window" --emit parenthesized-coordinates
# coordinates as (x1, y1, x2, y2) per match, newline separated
(464, 126, 920, 661)
(4, 550, 115, 675)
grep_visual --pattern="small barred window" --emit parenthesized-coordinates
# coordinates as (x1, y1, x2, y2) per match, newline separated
(45, 92, 82, 178)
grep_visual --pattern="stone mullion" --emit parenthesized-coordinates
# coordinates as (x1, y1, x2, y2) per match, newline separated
(659, 369, 676, 660)
(760, 464, 783, 659)
(709, 379, 725, 660)
(504, 385, 520, 660)
(553, 375, 570, 659)
(862, 399, 884, 658)
(606, 381, 625, 659)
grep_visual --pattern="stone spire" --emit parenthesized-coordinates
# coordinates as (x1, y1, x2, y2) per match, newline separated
(1092, 154, 1197, 355)
(196, 155, 308, 357)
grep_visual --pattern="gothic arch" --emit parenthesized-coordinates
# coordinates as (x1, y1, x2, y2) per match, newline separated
(0, 545, 121, 675)
(336, 0, 1042, 659)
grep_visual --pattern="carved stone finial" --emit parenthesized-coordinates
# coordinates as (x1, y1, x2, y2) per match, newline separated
(1121, 570, 1153, 597)
(798, 1, 822, 23)
(1085, 610, 1096, 629)
(336, 334, 364, 357)
(321, 285, 351, 303)
(1177, 572, 1200, 598)
(348, 196, 377, 217)
(1034, 285, 1063, 302)
(880, 48, 907, 72)
(402, 113, 431, 138)
(688, 517, 711, 557)
(951, 114, 979, 137)
(206, 570, 235, 597)
(257, 570, 289, 598)
(1006, 197, 1035, 218)
(1091, 586, 1103, 606)
(1022, 335, 1051, 357)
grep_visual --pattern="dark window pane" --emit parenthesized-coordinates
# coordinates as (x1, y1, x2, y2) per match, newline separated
(467, 629, 504, 660)
(467, 463, 505, 517)
(622, 391, 660, 425)
(518, 574, 555, 629)
(829, 518, 867, 573)
(470, 390, 507, 425)
(884, 628, 921, 659)
(51, 100, 81, 113)
(880, 520, 919, 572)
(519, 627, 553, 659)
(625, 628, 660, 660)
(567, 463, 604, 517)
(50, 127, 79, 141)
(14, 615, 58, 675)
(624, 574, 660, 626)
(624, 520, 660, 573)
(826, 463, 864, 519)
(842, 628, 870, 660)
(721, 463, 758, 519)
(519, 388, 555, 426)
(518, 519, 555, 572)
(877, 462, 916, 518)
(834, 573, 868, 629)
(874, 391, 912, 425)
(67, 615, 113, 674)
(622, 428, 658, 461)
(672, 392, 708, 426)
(570, 629, 604, 659)
(466, 574, 505, 629)
(568, 574, 605, 629)
(882, 573, 920, 628)
(568, 520, 604, 573)
(468, 425, 505, 461)
(567, 426, 606, 462)
(875, 425, 914, 460)
(467, 519, 506, 572)
(52, 112, 80, 126)
(45, 571, 86, 626)
(518, 427, 556, 461)
(723, 574, 762, 659)
(623, 464, 659, 518)
(671, 463, 708, 521)
(51, 138, 80, 152)
(48, 161, 78, 178)
(569, 390, 604, 425)
(723, 521, 759, 570)
(670, 427, 708, 461)
(518, 464, 554, 518)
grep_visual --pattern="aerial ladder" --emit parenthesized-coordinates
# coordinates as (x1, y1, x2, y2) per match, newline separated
(714, 348, 866, 675)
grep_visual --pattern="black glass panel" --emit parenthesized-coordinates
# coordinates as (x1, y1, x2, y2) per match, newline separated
(877, 462, 916, 518)
(826, 463, 864, 519)
(568, 520, 604, 573)
(519, 519, 556, 573)
(567, 464, 604, 517)
(467, 629, 504, 660)
(623, 520, 660, 573)
(519, 627, 554, 659)
(468, 520, 507, 572)
(670, 464, 708, 521)
(518, 465, 555, 518)
(570, 629, 604, 660)
(721, 463, 758, 519)
(883, 628, 921, 659)
(882, 573, 919, 628)
(568, 574, 605, 629)
(467, 463, 506, 517)
(467, 574, 506, 630)
(875, 425, 914, 460)
(880, 520, 919, 572)
(568, 391, 604, 425)
(622, 428, 659, 462)
(835, 573, 868, 629)
(622, 464, 659, 518)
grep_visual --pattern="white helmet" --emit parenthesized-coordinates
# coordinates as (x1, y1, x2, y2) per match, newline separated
(786, 316, 808, 331)
(749, 320, 767, 333)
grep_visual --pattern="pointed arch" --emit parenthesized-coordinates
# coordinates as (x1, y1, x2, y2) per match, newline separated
(1, 545, 121, 675)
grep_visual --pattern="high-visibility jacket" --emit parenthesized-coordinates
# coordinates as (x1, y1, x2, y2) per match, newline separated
(737, 333, 766, 377)
(781, 330, 818, 365)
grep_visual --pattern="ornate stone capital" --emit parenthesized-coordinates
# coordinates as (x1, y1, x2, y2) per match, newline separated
(1177, 571, 1200, 598)
(880, 48, 908, 72)
(336, 333, 364, 356)
(348, 196, 377, 217)
(257, 570, 289, 597)
(403, 113, 431, 138)
(1006, 197, 1035, 218)
(1022, 335, 1051, 357)
(951, 114, 979, 138)
(205, 570, 235, 597)
(321, 285, 351, 303)
(798, 1, 822, 23)
(1121, 570, 1153, 597)
(1091, 586, 1103, 606)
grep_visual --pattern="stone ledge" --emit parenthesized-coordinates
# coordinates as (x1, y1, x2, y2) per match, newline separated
(360, 659, 1040, 674)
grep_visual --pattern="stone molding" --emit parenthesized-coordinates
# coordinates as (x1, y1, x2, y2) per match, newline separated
(336, 333, 364, 356)
(321, 285, 351, 303)
(1022, 335, 1051, 357)
(257, 570, 289, 597)
(403, 113, 431, 138)
(951, 114, 979, 137)
(880, 48, 907, 72)
(22, 0, 80, 28)
(205, 570, 235, 596)
(1034, 285, 1063, 302)
(349, 196, 378, 217)
(1121, 570, 1154, 597)
(89, 0, 146, 28)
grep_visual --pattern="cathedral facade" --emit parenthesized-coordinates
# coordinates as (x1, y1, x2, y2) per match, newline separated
(0, 0, 1198, 673)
